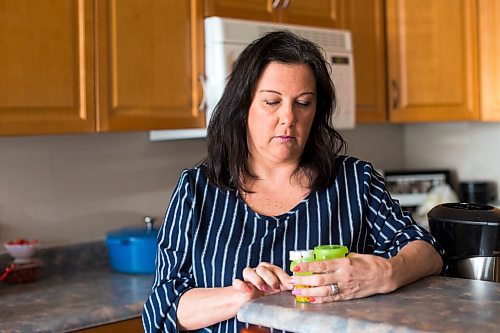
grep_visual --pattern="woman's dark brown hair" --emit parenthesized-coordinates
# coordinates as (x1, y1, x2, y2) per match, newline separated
(205, 30, 346, 192)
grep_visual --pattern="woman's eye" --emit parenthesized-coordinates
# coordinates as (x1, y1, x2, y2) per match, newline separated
(296, 101, 311, 107)
(264, 100, 279, 106)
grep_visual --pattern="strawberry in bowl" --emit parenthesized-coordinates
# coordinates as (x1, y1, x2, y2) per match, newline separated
(4, 239, 39, 263)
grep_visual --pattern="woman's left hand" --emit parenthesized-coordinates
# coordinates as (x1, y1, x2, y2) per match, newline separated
(288, 253, 397, 303)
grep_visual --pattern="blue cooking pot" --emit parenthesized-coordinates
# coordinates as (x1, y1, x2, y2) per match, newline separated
(105, 217, 159, 274)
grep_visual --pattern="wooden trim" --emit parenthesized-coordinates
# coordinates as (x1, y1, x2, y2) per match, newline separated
(479, 0, 500, 121)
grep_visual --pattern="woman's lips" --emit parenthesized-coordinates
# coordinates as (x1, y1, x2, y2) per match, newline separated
(275, 135, 295, 143)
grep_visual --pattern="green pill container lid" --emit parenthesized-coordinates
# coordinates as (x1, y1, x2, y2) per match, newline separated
(313, 245, 349, 259)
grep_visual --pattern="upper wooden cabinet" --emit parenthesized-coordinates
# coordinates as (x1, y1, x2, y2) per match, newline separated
(205, 0, 341, 28)
(0, 0, 205, 136)
(479, 0, 500, 121)
(96, 0, 205, 131)
(339, 0, 387, 123)
(386, 0, 480, 123)
(0, 0, 95, 135)
(204, 0, 275, 22)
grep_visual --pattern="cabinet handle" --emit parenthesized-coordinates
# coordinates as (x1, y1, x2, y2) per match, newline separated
(282, 0, 290, 9)
(198, 75, 206, 111)
(271, 0, 281, 9)
(391, 80, 399, 109)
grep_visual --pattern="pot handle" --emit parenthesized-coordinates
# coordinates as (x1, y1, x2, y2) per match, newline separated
(144, 216, 155, 231)
(0, 263, 15, 282)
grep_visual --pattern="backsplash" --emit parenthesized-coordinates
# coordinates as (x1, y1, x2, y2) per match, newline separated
(3, 122, 499, 251)
(405, 122, 500, 200)
(0, 241, 108, 277)
(0, 132, 207, 251)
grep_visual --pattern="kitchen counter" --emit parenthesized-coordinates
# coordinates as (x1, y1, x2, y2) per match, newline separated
(237, 276, 500, 333)
(0, 242, 153, 333)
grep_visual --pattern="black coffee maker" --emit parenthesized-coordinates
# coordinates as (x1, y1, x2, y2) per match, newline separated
(428, 202, 500, 282)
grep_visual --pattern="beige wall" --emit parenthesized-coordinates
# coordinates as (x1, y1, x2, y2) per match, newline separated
(405, 122, 500, 200)
(340, 124, 406, 172)
(0, 133, 207, 250)
(0, 125, 405, 252)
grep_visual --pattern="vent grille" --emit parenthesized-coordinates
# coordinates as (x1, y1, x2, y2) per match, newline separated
(298, 30, 351, 51)
(212, 17, 352, 52)
(255, 26, 351, 52)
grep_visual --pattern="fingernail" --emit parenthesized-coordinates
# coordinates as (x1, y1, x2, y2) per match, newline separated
(289, 278, 295, 285)
(293, 265, 301, 272)
(292, 289, 301, 295)
(308, 297, 316, 302)
(260, 284, 268, 292)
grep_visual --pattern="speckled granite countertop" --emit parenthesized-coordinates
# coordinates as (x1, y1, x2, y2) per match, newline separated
(237, 276, 500, 333)
(0, 242, 153, 333)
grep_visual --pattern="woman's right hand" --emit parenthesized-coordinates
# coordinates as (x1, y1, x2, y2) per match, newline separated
(233, 262, 292, 302)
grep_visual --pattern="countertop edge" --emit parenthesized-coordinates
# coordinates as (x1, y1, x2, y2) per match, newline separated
(237, 296, 424, 333)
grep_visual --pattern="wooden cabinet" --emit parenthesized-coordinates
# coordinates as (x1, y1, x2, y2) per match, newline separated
(205, 0, 341, 28)
(204, 0, 275, 22)
(479, 0, 500, 121)
(0, 0, 95, 135)
(0, 0, 205, 136)
(73, 318, 142, 333)
(279, 0, 341, 27)
(96, 0, 205, 131)
(339, 0, 387, 123)
(386, 0, 480, 123)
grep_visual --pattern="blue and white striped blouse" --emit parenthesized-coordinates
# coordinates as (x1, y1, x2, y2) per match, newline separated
(142, 155, 444, 332)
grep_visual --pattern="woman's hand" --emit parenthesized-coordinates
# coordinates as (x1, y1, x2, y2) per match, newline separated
(288, 241, 442, 303)
(288, 253, 396, 303)
(233, 262, 292, 302)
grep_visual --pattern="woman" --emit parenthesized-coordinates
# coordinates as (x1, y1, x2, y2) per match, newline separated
(143, 30, 444, 332)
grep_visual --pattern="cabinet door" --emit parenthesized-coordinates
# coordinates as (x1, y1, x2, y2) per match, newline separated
(479, 0, 500, 121)
(386, 0, 479, 122)
(340, 0, 387, 123)
(205, 0, 277, 22)
(74, 318, 142, 333)
(0, 0, 95, 135)
(96, 0, 205, 131)
(279, 0, 340, 28)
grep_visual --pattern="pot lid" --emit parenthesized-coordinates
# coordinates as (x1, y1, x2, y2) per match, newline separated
(106, 226, 159, 240)
(106, 216, 160, 240)
(427, 203, 500, 226)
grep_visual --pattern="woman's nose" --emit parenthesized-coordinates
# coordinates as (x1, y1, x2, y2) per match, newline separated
(279, 103, 297, 126)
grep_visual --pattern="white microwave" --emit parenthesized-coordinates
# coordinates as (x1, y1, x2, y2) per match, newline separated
(150, 17, 355, 141)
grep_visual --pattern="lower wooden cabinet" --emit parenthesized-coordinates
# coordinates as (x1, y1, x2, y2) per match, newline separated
(73, 317, 142, 333)
(241, 325, 271, 333)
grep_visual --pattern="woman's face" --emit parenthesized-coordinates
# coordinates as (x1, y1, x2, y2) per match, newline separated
(246, 62, 317, 167)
